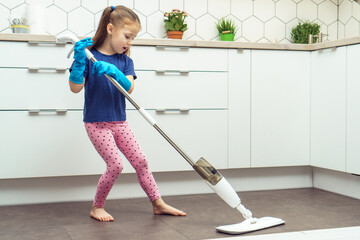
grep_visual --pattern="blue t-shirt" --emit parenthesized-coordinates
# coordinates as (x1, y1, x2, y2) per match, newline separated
(71, 49, 136, 122)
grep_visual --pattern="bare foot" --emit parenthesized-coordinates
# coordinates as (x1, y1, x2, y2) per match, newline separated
(152, 198, 186, 216)
(90, 206, 114, 222)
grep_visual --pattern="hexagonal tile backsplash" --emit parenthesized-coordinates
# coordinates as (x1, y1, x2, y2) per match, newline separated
(1, 0, 360, 43)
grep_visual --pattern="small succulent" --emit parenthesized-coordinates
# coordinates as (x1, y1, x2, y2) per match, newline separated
(216, 17, 238, 34)
(163, 9, 188, 32)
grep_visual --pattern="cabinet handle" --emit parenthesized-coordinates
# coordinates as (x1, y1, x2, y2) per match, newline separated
(28, 67, 67, 73)
(155, 108, 190, 113)
(155, 46, 189, 51)
(28, 41, 66, 46)
(155, 70, 189, 74)
(28, 109, 68, 114)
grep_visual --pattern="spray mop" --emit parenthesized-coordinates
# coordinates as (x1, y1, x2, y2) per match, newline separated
(57, 34, 285, 234)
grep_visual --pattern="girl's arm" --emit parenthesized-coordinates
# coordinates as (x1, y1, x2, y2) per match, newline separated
(69, 74, 133, 94)
(68, 38, 93, 94)
(126, 75, 135, 94)
(69, 79, 85, 93)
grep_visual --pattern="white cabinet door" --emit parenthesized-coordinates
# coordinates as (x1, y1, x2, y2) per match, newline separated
(0, 68, 83, 110)
(0, 109, 227, 178)
(131, 46, 227, 71)
(0, 111, 104, 179)
(126, 109, 228, 172)
(0, 41, 72, 68)
(310, 47, 346, 171)
(130, 71, 227, 110)
(228, 49, 251, 168)
(346, 44, 360, 175)
(251, 50, 310, 167)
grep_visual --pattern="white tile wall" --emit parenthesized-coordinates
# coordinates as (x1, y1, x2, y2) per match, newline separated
(254, 0, 275, 22)
(1, 0, 360, 43)
(340, 0, 360, 39)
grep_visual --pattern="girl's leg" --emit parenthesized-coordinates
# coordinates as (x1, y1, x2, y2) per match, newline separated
(111, 121, 160, 201)
(112, 121, 186, 216)
(85, 122, 124, 221)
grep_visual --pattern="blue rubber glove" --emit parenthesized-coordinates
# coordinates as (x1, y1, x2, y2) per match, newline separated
(92, 61, 132, 91)
(69, 38, 93, 84)
(74, 37, 93, 63)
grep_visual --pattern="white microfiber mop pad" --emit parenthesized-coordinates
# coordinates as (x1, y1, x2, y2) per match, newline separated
(216, 217, 285, 235)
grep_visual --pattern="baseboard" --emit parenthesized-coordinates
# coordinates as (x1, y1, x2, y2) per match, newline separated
(0, 166, 313, 206)
(313, 167, 360, 200)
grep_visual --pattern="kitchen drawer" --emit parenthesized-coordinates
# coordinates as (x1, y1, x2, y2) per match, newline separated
(129, 71, 228, 109)
(0, 109, 227, 178)
(0, 68, 83, 110)
(131, 46, 228, 71)
(127, 109, 228, 172)
(0, 110, 104, 179)
(0, 41, 72, 68)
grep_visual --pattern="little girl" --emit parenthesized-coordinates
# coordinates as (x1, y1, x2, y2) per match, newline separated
(69, 5, 186, 221)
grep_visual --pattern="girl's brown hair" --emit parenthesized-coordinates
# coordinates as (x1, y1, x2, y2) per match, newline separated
(91, 5, 140, 55)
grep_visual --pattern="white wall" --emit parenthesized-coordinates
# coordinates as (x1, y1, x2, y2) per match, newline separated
(2, 0, 359, 43)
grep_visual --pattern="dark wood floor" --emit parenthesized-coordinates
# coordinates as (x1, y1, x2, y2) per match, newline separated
(1, 188, 360, 240)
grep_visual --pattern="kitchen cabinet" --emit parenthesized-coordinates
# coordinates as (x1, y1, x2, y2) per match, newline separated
(129, 45, 228, 171)
(131, 46, 227, 71)
(127, 109, 228, 172)
(228, 49, 251, 168)
(130, 71, 227, 110)
(251, 50, 310, 167)
(310, 47, 347, 172)
(0, 68, 83, 110)
(346, 44, 360, 175)
(0, 41, 98, 179)
(2, 37, 358, 179)
(0, 42, 228, 178)
(0, 41, 72, 68)
(0, 109, 227, 179)
(0, 110, 105, 179)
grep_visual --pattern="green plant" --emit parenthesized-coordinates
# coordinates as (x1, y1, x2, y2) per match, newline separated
(163, 9, 188, 32)
(291, 21, 320, 44)
(215, 17, 238, 34)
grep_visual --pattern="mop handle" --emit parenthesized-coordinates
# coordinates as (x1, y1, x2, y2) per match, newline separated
(56, 34, 196, 167)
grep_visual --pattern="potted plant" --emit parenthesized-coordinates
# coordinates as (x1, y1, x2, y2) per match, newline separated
(290, 21, 320, 44)
(9, 17, 29, 34)
(163, 9, 188, 39)
(216, 17, 238, 41)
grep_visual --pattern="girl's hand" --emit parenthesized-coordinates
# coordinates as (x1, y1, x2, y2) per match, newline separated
(92, 61, 132, 91)
(69, 38, 92, 86)
(74, 37, 93, 63)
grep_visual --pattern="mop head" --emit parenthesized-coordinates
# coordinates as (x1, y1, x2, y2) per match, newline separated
(216, 217, 285, 235)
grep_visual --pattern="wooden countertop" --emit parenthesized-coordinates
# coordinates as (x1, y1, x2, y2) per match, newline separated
(1, 33, 360, 51)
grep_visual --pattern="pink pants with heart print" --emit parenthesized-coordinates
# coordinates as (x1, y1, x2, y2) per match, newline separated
(85, 121, 161, 208)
